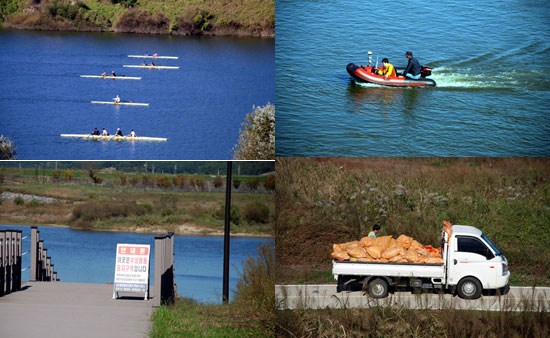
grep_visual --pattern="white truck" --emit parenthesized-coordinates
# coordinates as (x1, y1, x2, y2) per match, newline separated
(332, 225, 510, 299)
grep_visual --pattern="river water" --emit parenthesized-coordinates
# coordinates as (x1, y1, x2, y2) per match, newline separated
(275, 0, 550, 156)
(0, 29, 274, 160)
(0, 225, 272, 304)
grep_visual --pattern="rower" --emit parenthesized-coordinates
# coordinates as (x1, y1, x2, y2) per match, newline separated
(101, 72, 107, 77)
(141, 61, 146, 66)
(150, 61, 156, 67)
(113, 95, 121, 104)
(153, 52, 158, 57)
(101, 128, 109, 136)
(111, 71, 116, 77)
(115, 128, 123, 136)
(146, 52, 150, 56)
(128, 129, 137, 138)
(91, 127, 100, 135)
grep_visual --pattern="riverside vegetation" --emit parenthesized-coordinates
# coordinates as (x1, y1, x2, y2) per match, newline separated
(150, 243, 275, 337)
(275, 158, 550, 337)
(1, 0, 274, 37)
(233, 104, 275, 160)
(0, 166, 274, 236)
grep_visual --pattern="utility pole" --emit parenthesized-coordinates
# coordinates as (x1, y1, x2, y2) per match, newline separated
(222, 161, 232, 304)
(144, 163, 147, 191)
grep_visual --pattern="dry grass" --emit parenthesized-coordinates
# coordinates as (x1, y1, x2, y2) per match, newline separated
(276, 289, 550, 337)
(276, 158, 550, 285)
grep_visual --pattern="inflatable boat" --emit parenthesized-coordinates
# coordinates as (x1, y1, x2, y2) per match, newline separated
(346, 63, 436, 87)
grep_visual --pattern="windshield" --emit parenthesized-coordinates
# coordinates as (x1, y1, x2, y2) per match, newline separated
(481, 233, 502, 255)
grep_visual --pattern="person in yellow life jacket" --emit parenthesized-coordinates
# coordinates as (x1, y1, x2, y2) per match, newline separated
(368, 224, 381, 238)
(375, 58, 396, 77)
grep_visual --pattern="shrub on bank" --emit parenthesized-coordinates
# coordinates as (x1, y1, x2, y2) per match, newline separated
(0, 135, 16, 160)
(233, 104, 275, 160)
(71, 201, 148, 224)
(14, 196, 24, 205)
(213, 204, 241, 225)
(243, 202, 269, 224)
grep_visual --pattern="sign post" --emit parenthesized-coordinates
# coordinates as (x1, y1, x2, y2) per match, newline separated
(113, 243, 150, 300)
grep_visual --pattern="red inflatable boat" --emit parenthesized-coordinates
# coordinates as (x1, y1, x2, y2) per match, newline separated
(346, 63, 437, 87)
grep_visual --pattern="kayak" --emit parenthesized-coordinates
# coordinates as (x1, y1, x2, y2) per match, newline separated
(346, 63, 436, 87)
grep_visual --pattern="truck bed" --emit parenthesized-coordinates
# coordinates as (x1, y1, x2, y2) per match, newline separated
(332, 260, 445, 279)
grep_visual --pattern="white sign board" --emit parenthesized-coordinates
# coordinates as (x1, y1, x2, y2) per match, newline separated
(113, 243, 150, 300)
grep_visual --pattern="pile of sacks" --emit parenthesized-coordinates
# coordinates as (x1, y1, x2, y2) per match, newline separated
(331, 234, 444, 264)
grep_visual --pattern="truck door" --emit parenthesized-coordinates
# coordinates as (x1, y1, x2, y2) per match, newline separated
(448, 236, 497, 288)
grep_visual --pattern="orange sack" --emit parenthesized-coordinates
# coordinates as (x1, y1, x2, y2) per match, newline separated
(360, 236, 374, 247)
(331, 251, 350, 260)
(367, 245, 383, 259)
(425, 257, 444, 264)
(374, 236, 393, 249)
(396, 234, 413, 249)
(348, 246, 368, 258)
(382, 245, 401, 259)
(405, 248, 420, 263)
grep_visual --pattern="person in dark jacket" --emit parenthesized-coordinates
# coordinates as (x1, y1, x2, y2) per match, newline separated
(401, 51, 421, 80)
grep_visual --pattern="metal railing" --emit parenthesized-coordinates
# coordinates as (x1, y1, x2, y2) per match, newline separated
(1, 226, 59, 297)
(0, 230, 22, 296)
(30, 227, 58, 282)
(153, 232, 175, 306)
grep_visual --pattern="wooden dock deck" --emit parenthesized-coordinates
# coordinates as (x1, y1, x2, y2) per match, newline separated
(0, 282, 155, 338)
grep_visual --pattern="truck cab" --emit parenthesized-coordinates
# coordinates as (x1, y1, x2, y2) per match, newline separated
(445, 225, 510, 299)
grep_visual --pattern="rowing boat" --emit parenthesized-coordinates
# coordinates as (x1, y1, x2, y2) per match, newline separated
(80, 75, 141, 80)
(60, 134, 167, 141)
(123, 65, 179, 70)
(91, 101, 149, 106)
(128, 55, 178, 59)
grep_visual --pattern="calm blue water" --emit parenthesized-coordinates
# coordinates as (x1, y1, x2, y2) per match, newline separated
(0, 29, 274, 160)
(276, 0, 550, 156)
(0, 225, 273, 304)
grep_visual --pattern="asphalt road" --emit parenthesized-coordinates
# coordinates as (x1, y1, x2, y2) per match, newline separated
(276, 284, 550, 312)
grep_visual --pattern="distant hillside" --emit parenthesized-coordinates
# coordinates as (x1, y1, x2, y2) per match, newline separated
(1, 0, 274, 37)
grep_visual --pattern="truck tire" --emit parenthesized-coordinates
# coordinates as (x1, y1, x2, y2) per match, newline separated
(457, 277, 482, 299)
(367, 278, 389, 298)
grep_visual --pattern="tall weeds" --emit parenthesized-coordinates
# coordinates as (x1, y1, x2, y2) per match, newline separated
(276, 158, 550, 285)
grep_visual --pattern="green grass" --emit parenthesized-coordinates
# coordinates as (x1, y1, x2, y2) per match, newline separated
(150, 299, 270, 337)
(150, 243, 275, 337)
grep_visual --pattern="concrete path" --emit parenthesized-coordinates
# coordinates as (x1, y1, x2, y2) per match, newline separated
(276, 284, 550, 312)
(0, 282, 155, 338)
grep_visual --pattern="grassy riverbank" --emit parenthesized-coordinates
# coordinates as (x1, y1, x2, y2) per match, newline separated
(276, 158, 550, 286)
(277, 300, 550, 338)
(150, 243, 274, 337)
(1, 0, 274, 37)
(0, 167, 274, 237)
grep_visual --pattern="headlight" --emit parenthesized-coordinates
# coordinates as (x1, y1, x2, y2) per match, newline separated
(502, 263, 508, 276)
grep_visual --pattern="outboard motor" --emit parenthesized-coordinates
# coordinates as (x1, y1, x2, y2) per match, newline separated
(421, 66, 432, 78)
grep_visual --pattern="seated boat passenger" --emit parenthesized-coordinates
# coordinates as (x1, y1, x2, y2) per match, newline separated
(150, 61, 156, 67)
(91, 127, 100, 135)
(113, 95, 121, 103)
(401, 51, 422, 79)
(375, 58, 396, 77)
(110, 71, 116, 77)
(115, 128, 123, 136)
(153, 53, 158, 57)
(128, 129, 137, 138)
(101, 128, 109, 136)
(101, 72, 107, 77)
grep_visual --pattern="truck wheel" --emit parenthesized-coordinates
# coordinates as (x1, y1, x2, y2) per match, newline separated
(457, 277, 482, 299)
(368, 278, 388, 298)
